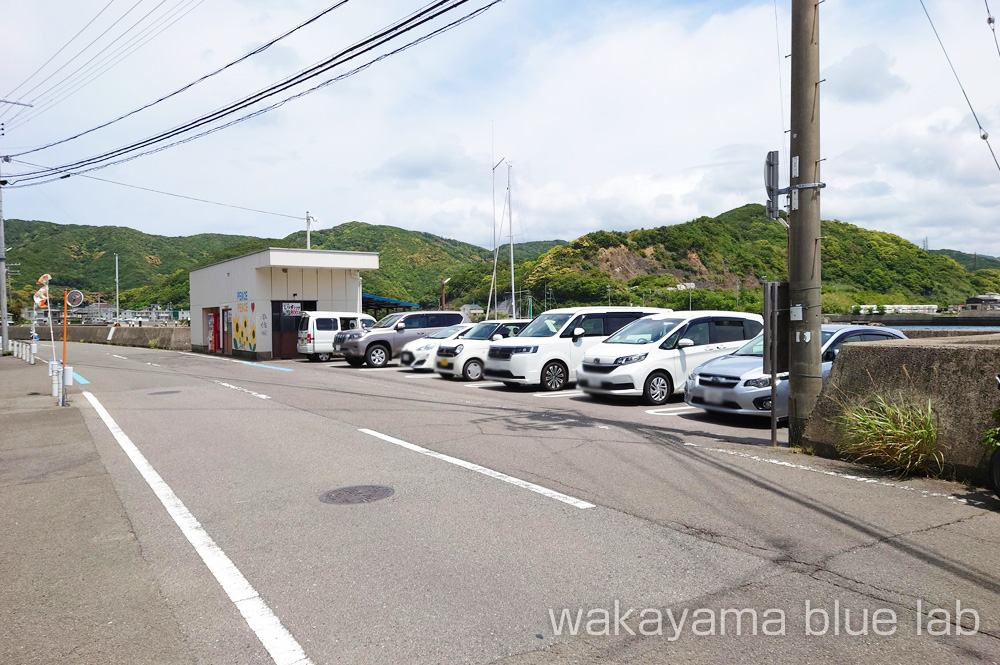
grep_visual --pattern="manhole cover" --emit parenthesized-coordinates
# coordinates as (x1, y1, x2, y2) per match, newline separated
(149, 390, 180, 395)
(320, 485, 394, 505)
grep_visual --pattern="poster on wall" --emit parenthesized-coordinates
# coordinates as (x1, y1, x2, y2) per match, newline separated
(282, 302, 302, 316)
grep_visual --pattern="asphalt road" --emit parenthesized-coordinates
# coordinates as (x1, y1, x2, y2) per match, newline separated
(6, 343, 1000, 664)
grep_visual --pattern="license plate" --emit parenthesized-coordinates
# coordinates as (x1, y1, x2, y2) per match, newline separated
(438, 358, 450, 368)
(335, 345, 341, 351)
(577, 378, 589, 387)
(704, 387, 724, 404)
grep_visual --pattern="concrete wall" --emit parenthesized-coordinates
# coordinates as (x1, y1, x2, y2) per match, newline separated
(803, 333, 1000, 484)
(7, 325, 191, 351)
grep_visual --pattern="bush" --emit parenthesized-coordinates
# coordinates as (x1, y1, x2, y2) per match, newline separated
(835, 395, 944, 477)
(148, 339, 159, 349)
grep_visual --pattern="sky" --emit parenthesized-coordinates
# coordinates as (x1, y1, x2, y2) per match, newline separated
(2, 0, 999, 257)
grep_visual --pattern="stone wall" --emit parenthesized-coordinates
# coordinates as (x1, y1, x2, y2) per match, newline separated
(6, 325, 191, 351)
(803, 333, 1000, 484)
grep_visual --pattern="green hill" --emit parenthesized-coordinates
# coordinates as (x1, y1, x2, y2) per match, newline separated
(930, 248, 1000, 272)
(5, 206, 996, 319)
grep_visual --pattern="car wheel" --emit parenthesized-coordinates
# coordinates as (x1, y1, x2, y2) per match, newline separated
(345, 357, 365, 367)
(307, 354, 319, 362)
(316, 352, 332, 362)
(462, 359, 483, 381)
(540, 361, 567, 391)
(642, 371, 673, 406)
(365, 344, 390, 367)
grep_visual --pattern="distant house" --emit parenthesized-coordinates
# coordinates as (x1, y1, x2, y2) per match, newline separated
(966, 293, 1000, 310)
(460, 303, 484, 319)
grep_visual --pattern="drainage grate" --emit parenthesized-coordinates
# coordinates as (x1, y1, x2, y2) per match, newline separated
(149, 390, 181, 395)
(320, 485, 394, 505)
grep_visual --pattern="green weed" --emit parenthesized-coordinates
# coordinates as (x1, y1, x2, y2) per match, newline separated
(835, 395, 944, 477)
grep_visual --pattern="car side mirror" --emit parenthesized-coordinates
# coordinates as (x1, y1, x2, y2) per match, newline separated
(492, 334, 503, 341)
(395, 322, 406, 331)
(572, 327, 586, 339)
(823, 348, 838, 362)
(677, 338, 694, 348)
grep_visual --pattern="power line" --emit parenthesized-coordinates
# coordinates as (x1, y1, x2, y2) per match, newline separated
(918, 0, 1000, 174)
(6, 0, 503, 186)
(12, 159, 301, 219)
(986, 0, 1000, 62)
(8, 0, 352, 146)
(7, 0, 206, 131)
(2, 0, 117, 102)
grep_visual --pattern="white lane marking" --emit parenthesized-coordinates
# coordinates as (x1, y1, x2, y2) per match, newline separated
(359, 428, 595, 510)
(684, 441, 987, 507)
(403, 373, 438, 379)
(464, 383, 496, 389)
(358, 367, 402, 372)
(213, 380, 271, 400)
(112, 354, 128, 360)
(146, 362, 162, 367)
(532, 390, 585, 398)
(82, 392, 313, 665)
(178, 352, 229, 362)
(645, 406, 699, 416)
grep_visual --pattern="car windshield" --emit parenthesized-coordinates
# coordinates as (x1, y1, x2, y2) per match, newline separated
(429, 324, 468, 339)
(463, 322, 503, 340)
(604, 318, 685, 345)
(734, 331, 836, 356)
(372, 313, 404, 329)
(517, 313, 573, 338)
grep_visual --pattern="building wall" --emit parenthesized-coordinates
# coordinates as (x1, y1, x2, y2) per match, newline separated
(191, 250, 369, 358)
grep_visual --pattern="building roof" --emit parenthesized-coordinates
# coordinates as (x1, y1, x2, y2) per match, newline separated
(191, 247, 379, 272)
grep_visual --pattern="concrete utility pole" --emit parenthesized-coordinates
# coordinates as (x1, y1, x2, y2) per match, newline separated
(0, 155, 8, 354)
(787, 0, 825, 444)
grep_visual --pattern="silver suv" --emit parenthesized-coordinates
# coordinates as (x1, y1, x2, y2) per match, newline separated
(335, 310, 468, 367)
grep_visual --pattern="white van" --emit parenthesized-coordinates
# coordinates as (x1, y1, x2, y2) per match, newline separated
(297, 311, 376, 362)
(483, 306, 671, 391)
(576, 310, 763, 405)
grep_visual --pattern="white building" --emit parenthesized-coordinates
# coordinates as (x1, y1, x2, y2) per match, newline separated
(189, 247, 378, 360)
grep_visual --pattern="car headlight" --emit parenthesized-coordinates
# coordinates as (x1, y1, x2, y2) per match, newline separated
(743, 377, 771, 388)
(418, 343, 435, 351)
(345, 332, 363, 341)
(614, 353, 648, 366)
(454, 344, 464, 354)
(509, 346, 538, 354)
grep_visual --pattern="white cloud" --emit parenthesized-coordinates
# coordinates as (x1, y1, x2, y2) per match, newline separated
(1, 0, 998, 262)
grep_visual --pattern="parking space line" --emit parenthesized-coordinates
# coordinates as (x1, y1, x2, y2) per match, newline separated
(645, 406, 699, 416)
(403, 373, 438, 379)
(532, 390, 585, 398)
(82, 392, 313, 665)
(359, 428, 595, 509)
(358, 367, 403, 372)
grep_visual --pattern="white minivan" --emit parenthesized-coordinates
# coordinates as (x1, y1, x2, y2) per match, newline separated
(576, 310, 763, 405)
(483, 306, 671, 391)
(297, 311, 376, 361)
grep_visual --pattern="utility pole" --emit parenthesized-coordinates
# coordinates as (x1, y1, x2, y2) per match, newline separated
(0, 135, 8, 353)
(787, 0, 825, 444)
(115, 253, 120, 325)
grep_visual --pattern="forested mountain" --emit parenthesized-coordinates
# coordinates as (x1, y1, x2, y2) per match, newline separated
(930, 248, 1000, 272)
(5, 205, 997, 318)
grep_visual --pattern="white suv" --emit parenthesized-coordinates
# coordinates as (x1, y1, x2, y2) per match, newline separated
(483, 306, 671, 391)
(435, 319, 530, 380)
(576, 310, 763, 405)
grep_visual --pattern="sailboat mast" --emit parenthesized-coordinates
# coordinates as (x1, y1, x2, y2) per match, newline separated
(508, 162, 516, 319)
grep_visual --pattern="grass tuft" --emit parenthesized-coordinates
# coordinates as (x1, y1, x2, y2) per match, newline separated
(835, 395, 944, 477)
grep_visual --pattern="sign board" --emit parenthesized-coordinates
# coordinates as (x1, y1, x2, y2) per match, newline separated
(282, 302, 302, 316)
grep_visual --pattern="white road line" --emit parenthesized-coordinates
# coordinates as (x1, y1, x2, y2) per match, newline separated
(685, 441, 987, 507)
(358, 367, 403, 372)
(645, 406, 699, 416)
(463, 383, 496, 389)
(532, 390, 585, 398)
(359, 428, 595, 509)
(403, 373, 438, 379)
(178, 352, 229, 362)
(146, 362, 162, 367)
(212, 380, 271, 400)
(112, 354, 128, 360)
(81, 392, 313, 665)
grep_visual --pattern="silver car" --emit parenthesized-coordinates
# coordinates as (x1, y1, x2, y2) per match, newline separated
(684, 324, 907, 418)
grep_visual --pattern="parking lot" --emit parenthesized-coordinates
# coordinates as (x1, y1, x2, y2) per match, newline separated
(3, 342, 998, 664)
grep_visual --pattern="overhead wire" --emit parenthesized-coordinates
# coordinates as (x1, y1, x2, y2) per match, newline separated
(0, 0, 150, 124)
(2, 0, 117, 103)
(11, 158, 301, 219)
(918, 0, 1000, 174)
(986, 0, 1000, 62)
(9, 0, 352, 156)
(7, 0, 206, 130)
(6, 0, 504, 187)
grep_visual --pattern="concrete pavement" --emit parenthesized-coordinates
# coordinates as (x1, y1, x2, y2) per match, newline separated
(0, 356, 194, 664)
